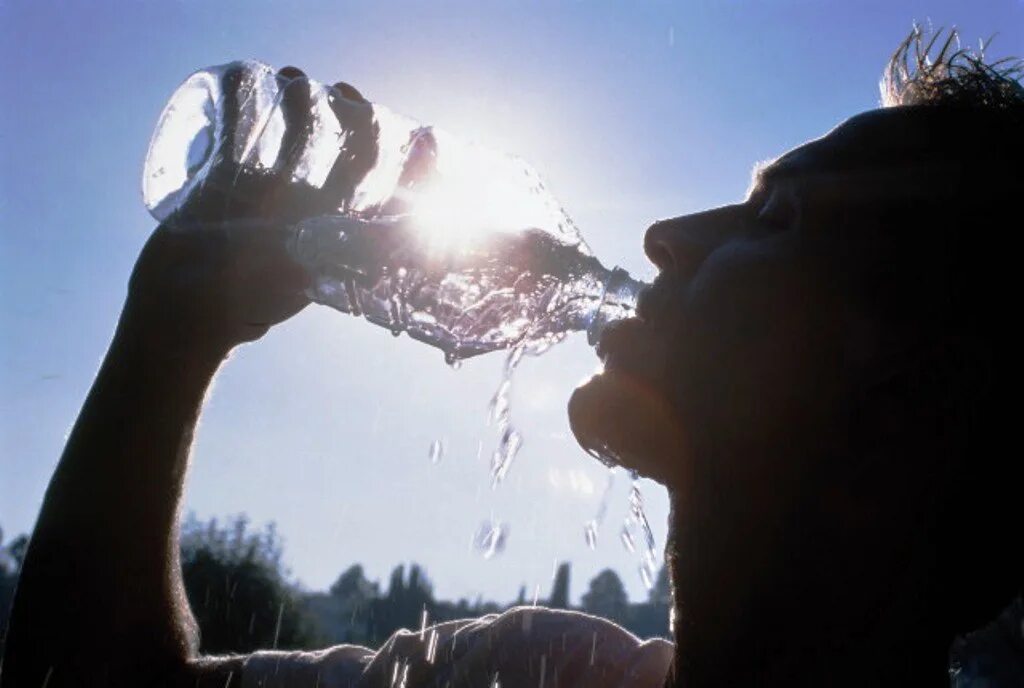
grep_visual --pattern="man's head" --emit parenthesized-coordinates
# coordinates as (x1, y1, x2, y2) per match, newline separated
(569, 28, 1023, 676)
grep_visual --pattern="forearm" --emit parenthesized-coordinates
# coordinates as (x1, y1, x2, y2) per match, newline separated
(3, 310, 231, 687)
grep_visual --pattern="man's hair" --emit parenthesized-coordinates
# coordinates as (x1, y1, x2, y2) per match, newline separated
(880, 26, 1024, 115)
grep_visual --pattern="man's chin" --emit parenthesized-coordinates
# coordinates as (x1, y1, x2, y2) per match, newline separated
(568, 368, 686, 486)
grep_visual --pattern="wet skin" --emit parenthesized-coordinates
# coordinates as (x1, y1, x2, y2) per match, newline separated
(569, 105, 1020, 684)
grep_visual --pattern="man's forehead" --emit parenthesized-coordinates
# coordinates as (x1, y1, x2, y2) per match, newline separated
(751, 105, 1020, 192)
(753, 109, 929, 188)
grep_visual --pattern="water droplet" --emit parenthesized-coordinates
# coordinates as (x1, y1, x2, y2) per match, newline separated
(426, 628, 439, 664)
(627, 481, 659, 589)
(428, 439, 444, 464)
(473, 520, 508, 559)
(585, 445, 619, 469)
(448, 357, 462, 370)
(504, 345, 524, 375)
(584, 520, 598, 549)
(639, 562, 654, 590)
(487, 379, 512, 428)
(490, 427, 522, 487)
(390, 659, 408, 688)
(619, 524, 636, 553)
(419, 606, 429, 640)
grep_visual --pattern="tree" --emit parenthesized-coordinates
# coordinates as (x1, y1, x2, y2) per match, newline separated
(581, 569, 629, 624)
(0, 529, 29, 658)
(179, 514, 320, 653)
(548, 562, 571, 609)
(368, 563, 435, 645)
(649, 565, 670, 606)
(630, 565, 672, 639)
(304, 564, 380, 645)
(330, 564, 378, 601)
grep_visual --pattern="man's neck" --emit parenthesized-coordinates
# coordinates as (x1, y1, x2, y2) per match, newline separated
(664, 500, 952, 687)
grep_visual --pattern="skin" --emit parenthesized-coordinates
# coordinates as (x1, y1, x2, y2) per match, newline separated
(569, 105, 1021, 686)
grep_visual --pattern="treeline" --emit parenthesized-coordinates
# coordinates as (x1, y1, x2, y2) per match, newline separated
(3, 517, 1020, 688)
(0, 515, 669, 657)
(176, 514, 672, 651)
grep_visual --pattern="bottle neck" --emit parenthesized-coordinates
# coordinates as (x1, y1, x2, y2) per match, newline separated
(584, 265, 646, 346)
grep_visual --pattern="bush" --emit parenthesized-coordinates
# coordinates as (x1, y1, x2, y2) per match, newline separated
(179, 514, 321, 653)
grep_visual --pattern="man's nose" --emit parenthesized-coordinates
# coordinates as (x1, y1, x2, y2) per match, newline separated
(644, 204, 747, 278)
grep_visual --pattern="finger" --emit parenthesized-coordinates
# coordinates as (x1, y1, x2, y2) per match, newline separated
(321, 80, 378, 214)
(332, 80, 368, 104)
(275, 66, 312, 171)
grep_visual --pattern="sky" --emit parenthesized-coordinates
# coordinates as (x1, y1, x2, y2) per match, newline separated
(2, 1, 1021, 607)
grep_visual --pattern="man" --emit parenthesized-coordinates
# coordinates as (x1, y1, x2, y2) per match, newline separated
(3, 29, 1021, 687)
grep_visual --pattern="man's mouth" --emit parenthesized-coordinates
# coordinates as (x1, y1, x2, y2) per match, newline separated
(594, 274, 680, 377)
(567, 275, 687, 484)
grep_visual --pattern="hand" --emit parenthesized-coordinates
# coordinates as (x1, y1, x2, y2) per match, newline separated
(125, 220, 311, 353)
(123, 65, 373, 356)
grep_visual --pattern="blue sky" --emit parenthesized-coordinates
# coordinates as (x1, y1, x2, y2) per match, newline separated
(2, 1, 1021, 606)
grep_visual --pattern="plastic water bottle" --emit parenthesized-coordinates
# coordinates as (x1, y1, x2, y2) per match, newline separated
(142, 61, 645, 361)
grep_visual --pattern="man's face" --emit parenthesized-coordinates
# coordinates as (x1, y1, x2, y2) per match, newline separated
(569, 107, 966, 631)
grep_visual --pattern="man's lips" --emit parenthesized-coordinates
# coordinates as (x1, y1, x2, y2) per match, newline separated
(594, 274, 680, 378)
(595, 317, 654, 371)
(567, 273, 691, 484)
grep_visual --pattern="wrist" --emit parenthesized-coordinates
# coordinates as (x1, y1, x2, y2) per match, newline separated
(114, 303, 235, 374)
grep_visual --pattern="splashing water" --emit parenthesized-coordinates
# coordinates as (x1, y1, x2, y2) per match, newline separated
(487, 379, 512, 430)
(473, 519, 509, 559)
(625, 479, 659, 590)
(619, 525, 637, 553)
(428, 439, 444, 465)
(583, 520, 599, 550)
(390, 659, 409, 688)
(490, 427, 523, 488)
(425, 628, 439, 664)
(487, 346, 525, 488)
(419, 605, 429, 641)
(582, 470, 615, 549)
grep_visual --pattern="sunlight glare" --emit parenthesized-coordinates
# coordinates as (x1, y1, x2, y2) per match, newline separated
(404, 129, 558, 253)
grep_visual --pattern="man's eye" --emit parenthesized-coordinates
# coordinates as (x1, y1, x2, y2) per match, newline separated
(755, 188, 797, 233)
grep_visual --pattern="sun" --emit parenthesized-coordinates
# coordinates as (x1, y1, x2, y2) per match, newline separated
(403, 129, 565, 254)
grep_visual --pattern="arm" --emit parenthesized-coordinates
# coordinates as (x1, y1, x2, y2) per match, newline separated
(2, 222, 309, 688)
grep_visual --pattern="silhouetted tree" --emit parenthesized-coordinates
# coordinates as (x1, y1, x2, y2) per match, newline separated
(515, 585, 527, 606)
(649, 565, 670, 606)
(179, 514, 320, 653)
(628, 565, 672, 639)
(581, 569, 629, 624)
(548, 562, 571, 609)
(304, 564, 380, 645)
(368, 563, 435, 645)
(0, 529, 29, 658)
